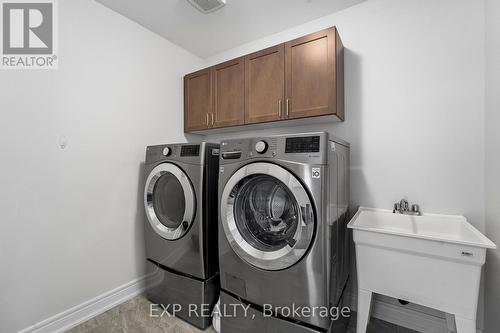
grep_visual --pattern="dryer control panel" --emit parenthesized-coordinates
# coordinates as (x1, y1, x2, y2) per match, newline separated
(145, 142, 218, 166)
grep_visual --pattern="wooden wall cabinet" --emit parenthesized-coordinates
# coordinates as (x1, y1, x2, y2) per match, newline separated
(184, 68, 212, 132)
(213, 58, 245, 128)
(285, 27, 343, 120)
(245, 45, 285, 124)
(184, 27, 344, 133)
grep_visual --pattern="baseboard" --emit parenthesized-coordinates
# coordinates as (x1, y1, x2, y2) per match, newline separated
(17, 275, 148, 333)
(16, 274, 484, 333)
(348, 291, 483, 333)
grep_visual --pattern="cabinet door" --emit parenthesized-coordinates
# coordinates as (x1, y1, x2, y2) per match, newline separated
(213, 58, 245, 128)
(245, 45, 285, 124)
(285, 27, 342, 119)
(184, 69, 212, 132)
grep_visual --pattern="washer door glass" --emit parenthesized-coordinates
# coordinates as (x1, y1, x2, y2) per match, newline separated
(144, 163, 195, 240)
(234, 175, 299, 251)
(221, 162, 315, 270)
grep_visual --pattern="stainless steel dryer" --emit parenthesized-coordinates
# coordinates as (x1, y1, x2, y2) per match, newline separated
(218, 133, 350, 332)
(143, 142, 219, 329)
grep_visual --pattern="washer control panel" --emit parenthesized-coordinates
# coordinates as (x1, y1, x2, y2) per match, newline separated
(220, 133, 330, 165)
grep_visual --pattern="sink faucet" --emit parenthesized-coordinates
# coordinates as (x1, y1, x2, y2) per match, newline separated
(394, 198, 421, 216)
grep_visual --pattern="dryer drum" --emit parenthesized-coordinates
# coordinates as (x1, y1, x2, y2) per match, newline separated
(144, 162, 196, 241)
(152, 172, 186, 229)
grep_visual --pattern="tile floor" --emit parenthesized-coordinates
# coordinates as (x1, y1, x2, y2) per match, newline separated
(65, 295, 214, 333)
(65, 294, 418, 333)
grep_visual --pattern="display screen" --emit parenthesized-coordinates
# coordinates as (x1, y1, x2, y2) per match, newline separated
(180, 145, 200, 157)
(285, 136, 320, 153)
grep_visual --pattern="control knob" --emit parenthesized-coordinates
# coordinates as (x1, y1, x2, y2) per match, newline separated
(162, 147, 171, 156)
(255, 141, 268, 154)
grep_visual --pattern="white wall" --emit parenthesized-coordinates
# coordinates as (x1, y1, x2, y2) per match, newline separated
(0, 1, 203, 332)
(203, 0, 486, 234)
(200, 0, 486, 329)
(485, 0, 500, 331)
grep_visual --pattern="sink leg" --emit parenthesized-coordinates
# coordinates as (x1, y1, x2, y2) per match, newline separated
(455, 316, 476, 333)
(356, 289, 373, 333)
(445, 313, 456, 332)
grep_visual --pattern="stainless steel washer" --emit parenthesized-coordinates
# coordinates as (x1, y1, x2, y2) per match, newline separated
(218, 132, 350, 332)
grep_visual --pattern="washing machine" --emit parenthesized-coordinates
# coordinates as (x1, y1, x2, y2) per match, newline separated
(143, 142, 219, 329)
(218, 132, 350, 332)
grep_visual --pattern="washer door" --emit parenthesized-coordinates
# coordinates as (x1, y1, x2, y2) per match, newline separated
(144, 163, 195, 240)
(221, 162, 315, 270)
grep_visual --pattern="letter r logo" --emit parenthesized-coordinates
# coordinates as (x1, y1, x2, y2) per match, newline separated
(2, 2, 53, 54)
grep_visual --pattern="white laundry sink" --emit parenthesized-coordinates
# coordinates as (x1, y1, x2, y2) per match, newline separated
(348, 207, 496, 333)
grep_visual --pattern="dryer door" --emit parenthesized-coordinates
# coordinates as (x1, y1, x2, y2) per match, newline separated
(221, 162, 315, 270)
(144, 163, 195, 240)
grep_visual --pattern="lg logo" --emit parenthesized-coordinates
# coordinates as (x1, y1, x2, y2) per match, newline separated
(312, 168, 321, 179)
(2, 2, 53, 54)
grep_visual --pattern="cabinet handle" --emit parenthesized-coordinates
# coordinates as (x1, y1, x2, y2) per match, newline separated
(206, 113, 210, 127)
(286, 99, 290, 117)
(211, 113, 214, 126)
(278, 100, 282, 117)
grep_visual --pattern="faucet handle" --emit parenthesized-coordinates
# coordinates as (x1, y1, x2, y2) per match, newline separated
(412, 204, 420, 213)
(400, 199, 409, 211)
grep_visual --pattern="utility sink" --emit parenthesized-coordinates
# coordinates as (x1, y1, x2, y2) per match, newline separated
(350, 208, 496, 248)
(348, 207, 496, 333)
